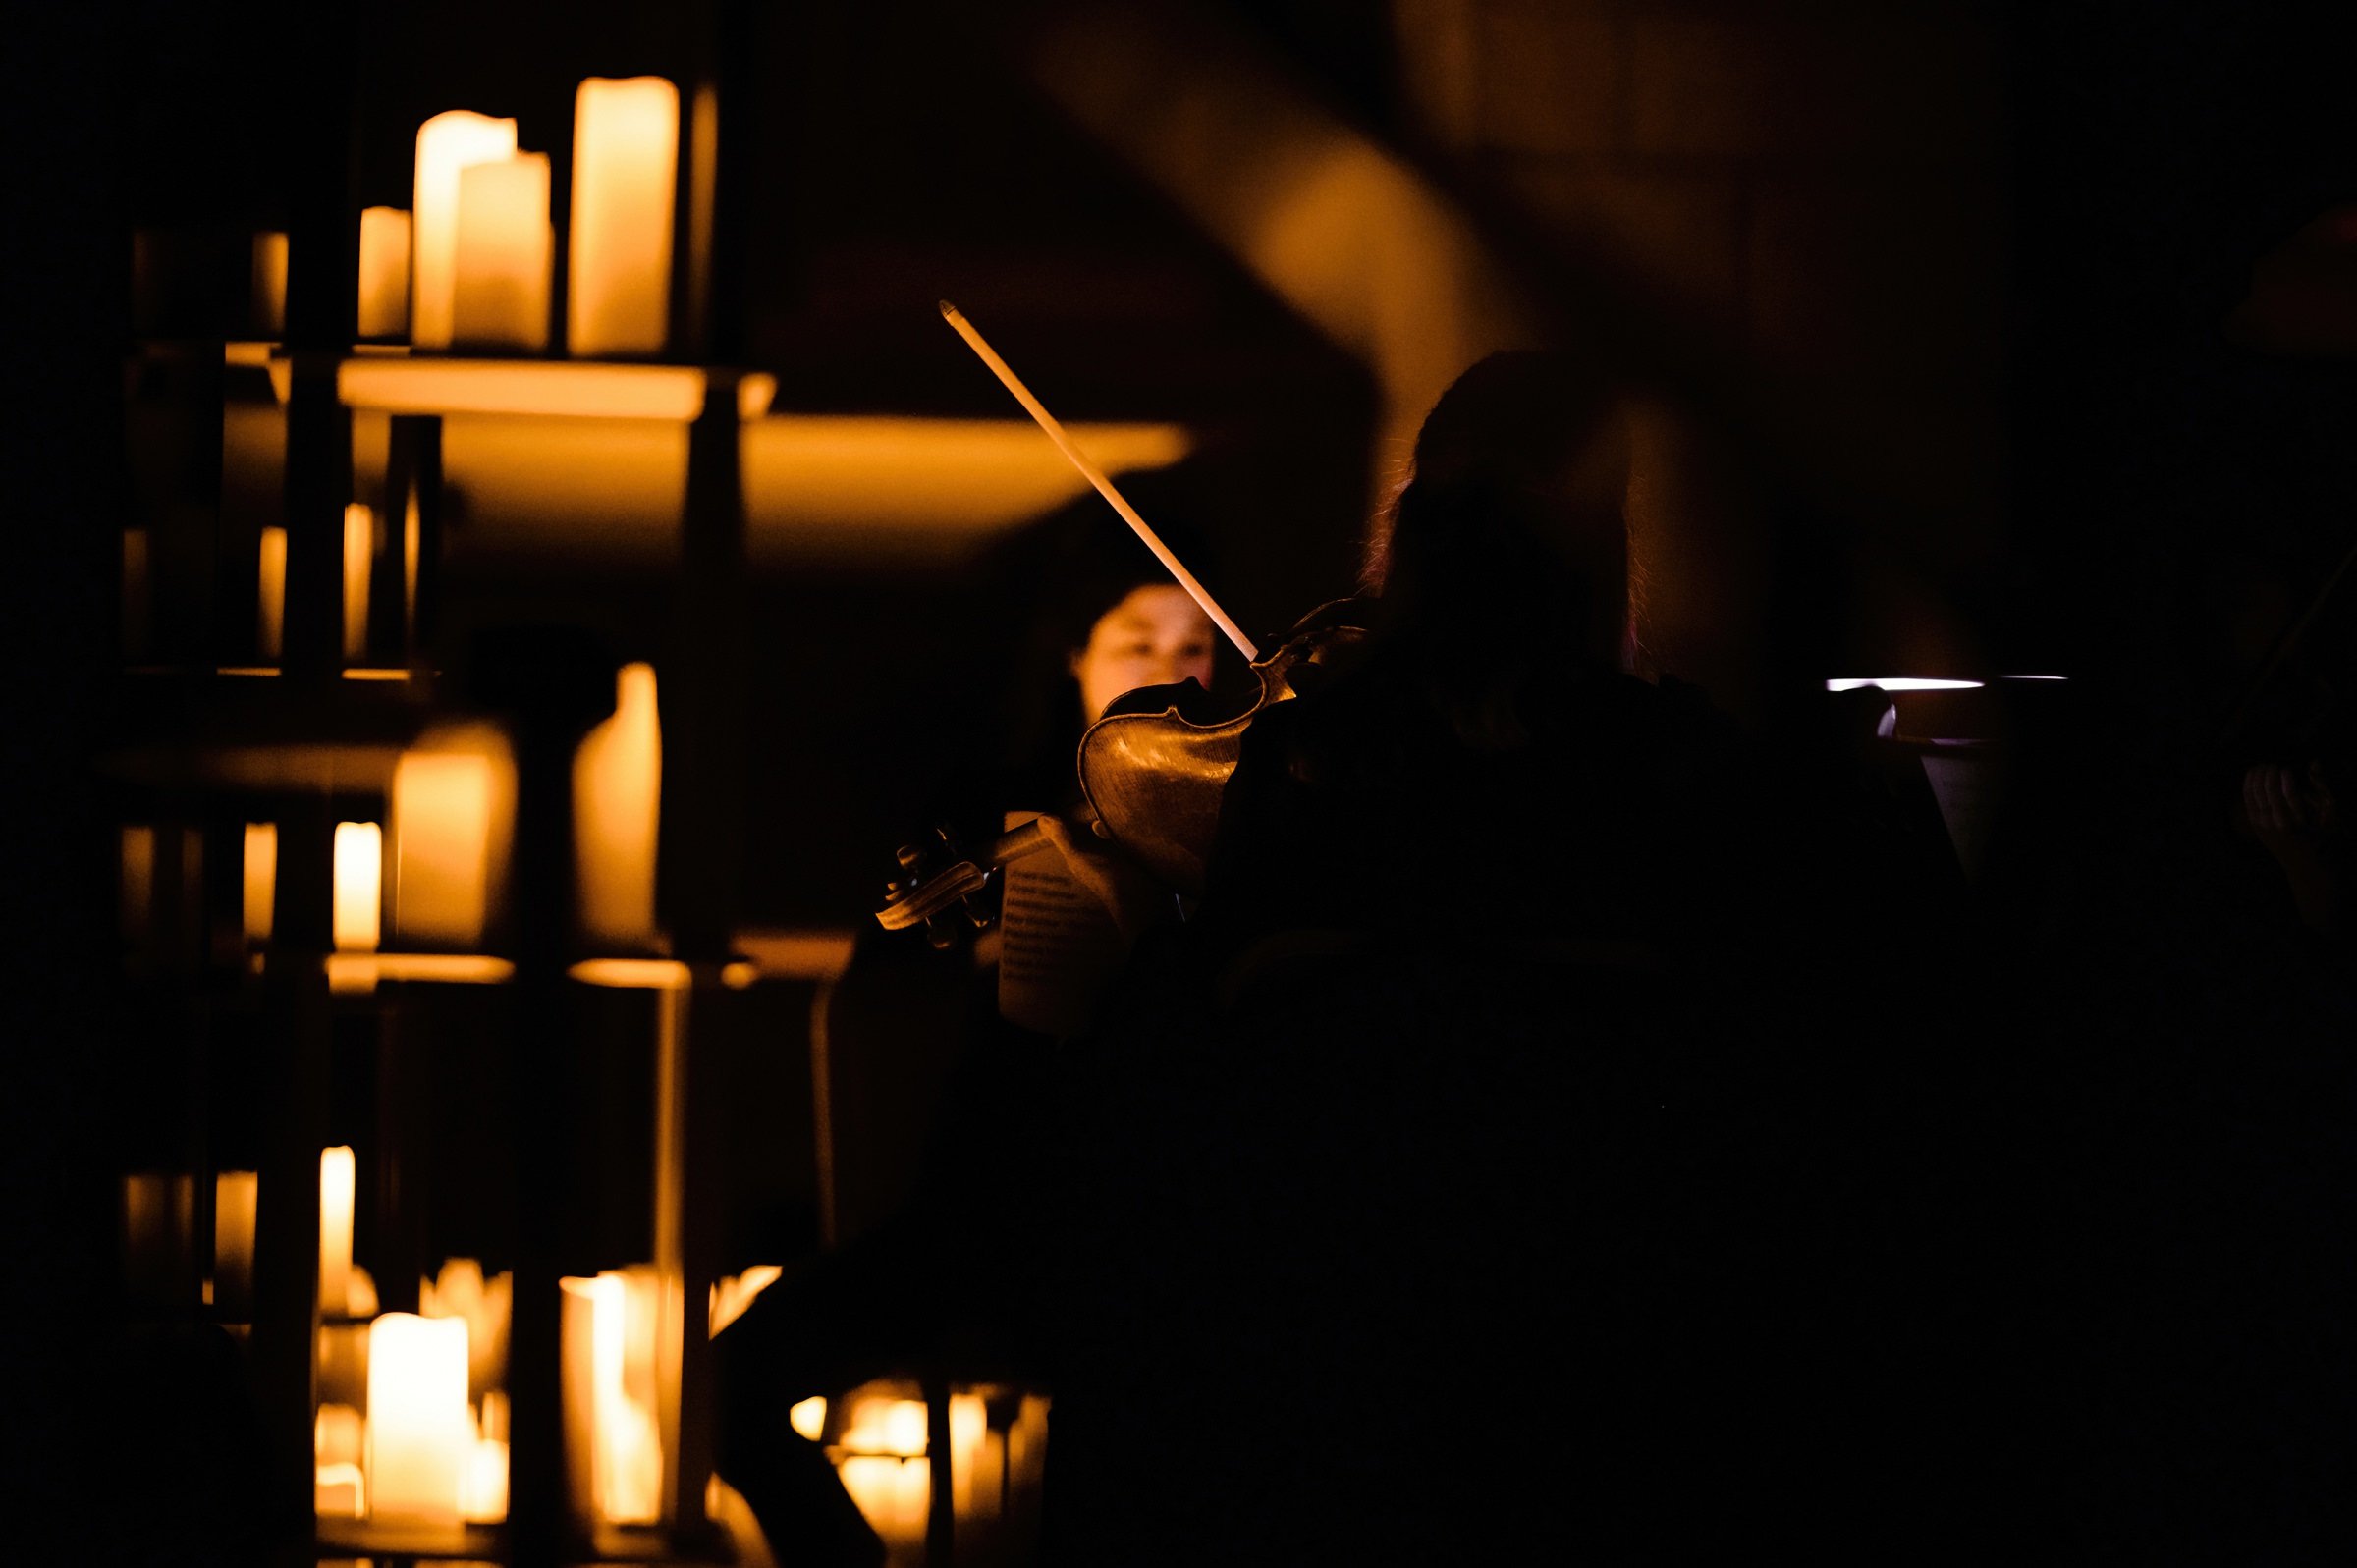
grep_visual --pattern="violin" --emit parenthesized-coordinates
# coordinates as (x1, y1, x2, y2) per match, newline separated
(877, 304, 1371, 941)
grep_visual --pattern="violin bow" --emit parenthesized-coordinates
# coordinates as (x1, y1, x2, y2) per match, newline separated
(939, 300, 1261, 662)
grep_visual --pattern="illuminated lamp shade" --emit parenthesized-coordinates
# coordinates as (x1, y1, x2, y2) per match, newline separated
(573, 663, 661, 949)
(358, 206, 411, 339)
(569, 77, 679, 358)
(333, 822, 383, 952)
(367, 1313, 471, 1523)
(391, 725, 517, 950)
(450, 153, 552, 352)
(412, 111, 520, 351)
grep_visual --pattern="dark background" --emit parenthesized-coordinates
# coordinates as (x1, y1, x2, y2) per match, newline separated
(13, 0, 2357, 1555)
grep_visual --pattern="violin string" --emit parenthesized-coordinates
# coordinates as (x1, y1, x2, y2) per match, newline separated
(938, 299, 1261, 663)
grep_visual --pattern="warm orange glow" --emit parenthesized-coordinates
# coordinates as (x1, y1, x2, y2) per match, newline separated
(569, 77, 678, 358)
(733, 929, 857, 982)
(452, 153, 553, 352)
(358, 207, 412, 339)
(1029, 11, 1527, 469)
(842, 1397, 928, 1459)
(412, 111, 520, 351)
(119, 825, 153, 944)
(319, 1145, 356, 1316)
(241, 824, 275, 946)
(949, 1393, 991, 1520)
(257, 526, 287, 660)
(121, 528, 148, 659)
(419, 1257, 511, 1399)
(366, 1312, 471, 1522)
(121, 1170, 192, 1294)
(1008, 1394, 1049, 1499)
(342, 667, 411, 681)
(332, 357, 773, 420)
(214, 1169, 258, 1315)
(316, 1401, 364, 1468)
(391, 724, 516, 949)
(837, 1456, 929, 1556)
(251, 231, 288, 337)
(560, 1269, 665, 1525)
(403, 483, 421, 647)
(326, 952, 516, 995)
(740, 416, 1190, 565)
(568, 957, 685, 990)
(708, 1263, 783, 1337)
(460, 1428, 509, 1523)
(343, 504, 374, 661)
(574, 662, 661, 949)
(789, 1397, 827, 1443)
(333, 822, 383, 952)
(315, 1460, 367, 1520)
(347, 1267, 380, 1318)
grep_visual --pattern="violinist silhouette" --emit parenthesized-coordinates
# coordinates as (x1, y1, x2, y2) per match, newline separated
(723, 346, 1980, 1564)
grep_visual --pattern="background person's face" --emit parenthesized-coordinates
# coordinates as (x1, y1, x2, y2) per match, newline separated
(1071, 585, 1218, 721)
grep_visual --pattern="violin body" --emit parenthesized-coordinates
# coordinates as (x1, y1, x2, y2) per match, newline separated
(1079, 604, 1367, 897)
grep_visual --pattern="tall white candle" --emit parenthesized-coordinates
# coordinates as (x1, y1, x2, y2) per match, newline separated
(257, 525, 288, 661)
(366, 1312, 471, 1522)
(333, 823, 383, 953)
(243, 823, 277, 945)
(318, 1145, 355, 1315)
(573, 663, 662, 947)
(252, 231, 288, 337)
(357, 206, 411, 339)
(451, 153, 552, 352)
(568, 77, 679, 358)
(412, 111, 519, 351)
(213, 1169, 258, 1317)
(343, 504, 374, 661)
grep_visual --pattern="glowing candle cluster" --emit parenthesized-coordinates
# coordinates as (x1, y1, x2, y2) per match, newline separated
(406, 80, 679, 357)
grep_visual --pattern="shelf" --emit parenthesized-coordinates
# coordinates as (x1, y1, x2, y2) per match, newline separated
(263, 353, 778, 422)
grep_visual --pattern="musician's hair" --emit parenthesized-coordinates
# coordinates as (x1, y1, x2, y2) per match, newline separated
(1360, 351, 1633, 744)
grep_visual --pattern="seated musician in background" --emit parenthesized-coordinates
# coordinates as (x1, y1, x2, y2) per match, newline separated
(712, 484, 1222, 1562)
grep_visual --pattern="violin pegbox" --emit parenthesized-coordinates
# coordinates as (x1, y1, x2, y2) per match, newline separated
(875, 823, 998, 948)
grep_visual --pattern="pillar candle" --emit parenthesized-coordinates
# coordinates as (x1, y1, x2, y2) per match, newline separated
(257, 525, 288, 661)
(343, 504, 374, 661)
(333, 823, 383, 952)
(560, 1270, 664, 1525)
(573, 663, 662, 947)
(213, 1170, 258, 1318)
(119, 825, 154, 946)
(122, 528, 149, 660)
(568, 77, 679, 358)
(366, 1312, 471, 1522)
(319, 1145, 356, 1314)
(412, 111, 519, 351)
(243, 824, 277, 946)
(451, 153, 552, 352)
(357, 206, 411, 339)
(391, 730, 515, 949)
(252, 231, 288, 338)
